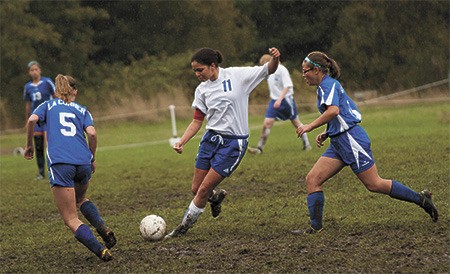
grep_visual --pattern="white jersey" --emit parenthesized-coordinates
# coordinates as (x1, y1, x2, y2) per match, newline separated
(192, 63, 269, 136)
(267, 64, 293, 100)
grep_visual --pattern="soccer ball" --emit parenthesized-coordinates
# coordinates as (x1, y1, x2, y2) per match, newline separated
(139, 215, 166, 241)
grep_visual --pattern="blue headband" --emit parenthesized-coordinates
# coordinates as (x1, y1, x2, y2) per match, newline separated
(304, 57, 321, 68)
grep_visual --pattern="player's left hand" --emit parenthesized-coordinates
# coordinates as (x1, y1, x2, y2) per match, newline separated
(24, 146, 34, 160)
(297, 124, 313, 137)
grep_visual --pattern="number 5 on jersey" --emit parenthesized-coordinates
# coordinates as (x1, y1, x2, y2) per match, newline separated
(60, 112, 76, 136)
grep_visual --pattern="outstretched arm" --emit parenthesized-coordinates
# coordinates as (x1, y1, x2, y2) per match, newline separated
(267, 48, 280, 75)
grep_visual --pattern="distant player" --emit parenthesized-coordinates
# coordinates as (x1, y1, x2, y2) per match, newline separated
(291, 51, 438, 235)
(248, 54, 311, 154)
(24, 74, 116, 261)
(165, 47, 281, 238)
(23, 61, 55, 179)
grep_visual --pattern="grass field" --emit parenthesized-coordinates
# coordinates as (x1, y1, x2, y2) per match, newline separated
(0, 102, 449, 273)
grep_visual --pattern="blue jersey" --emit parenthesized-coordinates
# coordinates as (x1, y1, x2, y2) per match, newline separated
(317, 76, 362, 136)
(32, 99, 94, 166)
(23, 77, 56, 111)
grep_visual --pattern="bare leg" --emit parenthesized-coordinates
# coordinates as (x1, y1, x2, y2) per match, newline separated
(356, 164, 392, 194)
(256, 118, 275, 151)
(293, 157, 345, 233)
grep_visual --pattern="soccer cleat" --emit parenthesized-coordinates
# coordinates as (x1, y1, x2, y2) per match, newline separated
(419, 190, 438, 222)
(303, 145, 312, 151)
(164, 214, 197, 239)
(98, 248, 113, 261)
(35, 174, 44, 180)
(209, 189, 227, 218)
(164, 225, 188, 239)
(97, 226, 117, 249)
(290, 226, 323, 235)
(247, 147, 262, 154)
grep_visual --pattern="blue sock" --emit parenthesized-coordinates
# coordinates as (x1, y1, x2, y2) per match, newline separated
(389, 180, 421, 205)
(307, 192, 325, 230)
(80, 201, 105, 230)
(74, 224, 104, 256)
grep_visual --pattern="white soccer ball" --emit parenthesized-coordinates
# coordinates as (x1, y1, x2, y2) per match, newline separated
(139, 215, 166, 241)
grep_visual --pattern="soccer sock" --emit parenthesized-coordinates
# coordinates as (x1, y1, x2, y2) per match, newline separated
(181, 200, 205, 228)
(389, 180, 422, 205)
(80, 200, 105, 230)
(257, 127, 270, 150)
(307, 192, 325, 230)
(34, 135, 45, 176)
(301, 133, 311, 147)
(74, 224, 104, 256)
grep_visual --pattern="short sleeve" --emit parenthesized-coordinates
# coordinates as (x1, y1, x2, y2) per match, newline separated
(32, 101, 47, 123)
(280, 66, 293, 89)
(23, 86, 31, 102)
(192, 88, 207, 114)
(83, 110, 94, 129)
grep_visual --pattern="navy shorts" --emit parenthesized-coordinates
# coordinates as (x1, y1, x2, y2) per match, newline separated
(265, 95, 298, 121)
(322, 125, 375, 174)
(196, 130, 248, 177)
(48, 164, 92, 188)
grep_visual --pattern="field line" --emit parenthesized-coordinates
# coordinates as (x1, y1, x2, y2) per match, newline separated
(97, 120, 292, 152)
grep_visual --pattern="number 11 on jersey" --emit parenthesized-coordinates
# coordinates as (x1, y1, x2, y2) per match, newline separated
(222, 79, 232, 92)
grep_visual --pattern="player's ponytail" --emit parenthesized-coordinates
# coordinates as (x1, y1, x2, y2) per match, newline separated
(191, 48, 223, 67)
(55, 74, 77, 103)
(305, 51, 341, 79)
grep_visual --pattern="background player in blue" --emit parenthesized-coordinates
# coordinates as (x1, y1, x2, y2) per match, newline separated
(291, 51, 438, 234)
(23, 61, 55, 179)
(248, 54, 311, 154)
(165, 47, 281, 238)
(24, 74, 116, 261)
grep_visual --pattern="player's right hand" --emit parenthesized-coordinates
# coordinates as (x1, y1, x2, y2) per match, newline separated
(24, 146, 34, 160)
(173, 142, 183, 154)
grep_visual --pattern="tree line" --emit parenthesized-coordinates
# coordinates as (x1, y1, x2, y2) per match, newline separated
(1, 0, 448, 129)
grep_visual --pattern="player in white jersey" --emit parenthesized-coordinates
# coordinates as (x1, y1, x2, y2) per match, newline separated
(290, 51, 438, 235)
(248, 54, 311, 154)
(165, 47, 280, 238)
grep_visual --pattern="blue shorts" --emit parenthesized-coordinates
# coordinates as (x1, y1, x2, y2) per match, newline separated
(265, 95, 298, 121)
(48, 164, 92, 188)
(322, 125, 375, 174)
(196, 130, 248, 177)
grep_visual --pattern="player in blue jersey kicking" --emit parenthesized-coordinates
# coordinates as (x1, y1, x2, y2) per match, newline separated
(290, 51, 438, 234)
(248, 54, 311, 154)
(24, 74, 116, 261)
(165, 47, 281, 238)
(23, 61, 55, 179)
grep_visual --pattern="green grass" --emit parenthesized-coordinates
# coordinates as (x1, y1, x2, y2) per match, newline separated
(1, 102, 449, 273)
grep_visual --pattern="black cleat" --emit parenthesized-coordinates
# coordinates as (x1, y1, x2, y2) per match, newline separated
(209, 189, 227, 218)
(97, 226, 117, 249)
(420, 190, 438, 222)
(98, 248, 112, 261)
